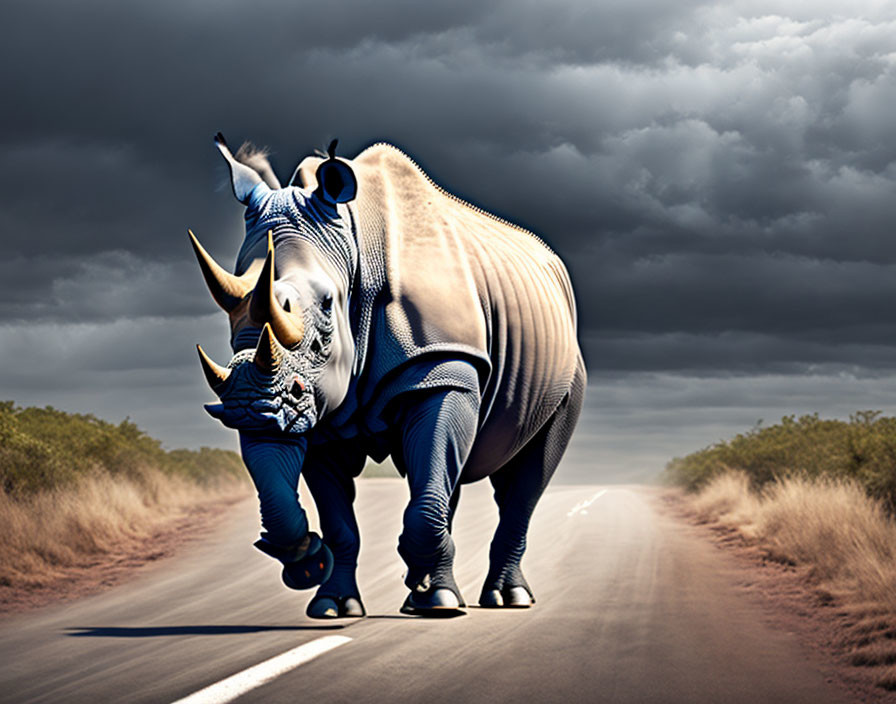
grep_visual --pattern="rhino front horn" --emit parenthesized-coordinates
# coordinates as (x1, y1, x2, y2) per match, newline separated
(189, 230, 251, 312)
(248, 233, 305, 347)
(254, 323, 284, 375)
(196, 344, 230, 390)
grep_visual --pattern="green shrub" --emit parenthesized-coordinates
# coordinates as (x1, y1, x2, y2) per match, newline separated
(665, 411, 896, 511)
(0, 401, 244, 497)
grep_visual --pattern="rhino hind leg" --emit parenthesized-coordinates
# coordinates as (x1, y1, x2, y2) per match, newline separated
(302, 443, 367, 619)
(480, 358, 586, 608)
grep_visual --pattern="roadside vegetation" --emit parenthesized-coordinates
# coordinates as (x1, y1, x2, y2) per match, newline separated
(665, 411, 896, 509)
(0, 402, 249, 593)
(666, 412, 896, 691)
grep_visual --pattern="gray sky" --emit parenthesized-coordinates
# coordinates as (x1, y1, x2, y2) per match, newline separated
(2, 1, 895, 480)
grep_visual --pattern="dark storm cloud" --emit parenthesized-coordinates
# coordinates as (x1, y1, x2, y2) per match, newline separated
(2, 0, 896, 446)
(578, 253, 896, 336)
(0, 253, 217, 323)
(586, 330, 896, 375)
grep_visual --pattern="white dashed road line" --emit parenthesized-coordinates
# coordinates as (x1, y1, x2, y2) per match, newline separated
(567, 489, 607, 517)
(170, 635, 351, 704)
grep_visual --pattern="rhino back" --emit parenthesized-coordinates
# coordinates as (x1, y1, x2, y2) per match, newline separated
(349, 144, 583, 477)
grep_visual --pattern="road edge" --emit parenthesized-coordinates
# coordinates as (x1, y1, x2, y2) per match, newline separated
(655, 487, 896, 704)
(0, 491, 252, 618)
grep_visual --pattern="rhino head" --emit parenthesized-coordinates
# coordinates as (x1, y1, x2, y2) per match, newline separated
(192, 134, 358, 438)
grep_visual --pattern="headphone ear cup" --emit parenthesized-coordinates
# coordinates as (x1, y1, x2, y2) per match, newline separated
(315, 159, 357, 204)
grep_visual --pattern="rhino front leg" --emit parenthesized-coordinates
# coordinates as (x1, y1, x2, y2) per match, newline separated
(240, 433, 310, 546)
(391, 383, 480, 616)
(302, 442, 367, 619)
(239, 434, 335, 591)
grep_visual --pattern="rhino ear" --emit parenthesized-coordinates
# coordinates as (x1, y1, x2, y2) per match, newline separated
(234, 141, 281, 190)
(214, 132, 267, 204)
(314, 139, 357, 206)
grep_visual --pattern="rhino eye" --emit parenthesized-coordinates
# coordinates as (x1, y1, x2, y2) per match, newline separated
(310, 338, 322, 354)
(320, 293, 333, 312)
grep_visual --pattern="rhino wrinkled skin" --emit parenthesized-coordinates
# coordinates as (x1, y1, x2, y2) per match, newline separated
(192, 134, 586, 617)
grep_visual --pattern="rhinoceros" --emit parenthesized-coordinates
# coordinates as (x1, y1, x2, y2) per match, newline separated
(191, 134, 585, 618)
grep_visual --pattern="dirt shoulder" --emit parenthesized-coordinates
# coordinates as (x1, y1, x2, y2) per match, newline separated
(0, 492, 250, 617)
(657, 487, 896, 704)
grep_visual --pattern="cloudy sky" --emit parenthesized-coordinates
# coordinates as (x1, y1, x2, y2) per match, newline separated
(2, 1, 895, 480)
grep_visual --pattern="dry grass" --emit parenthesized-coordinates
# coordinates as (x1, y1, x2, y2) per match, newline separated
(879, 666, 896, 691)
(0, 402, 251, 597)
(0, 469, 248, 590)
(691, 471, 896, 690)
(690, 470, 761, 535)
(760, 479, 896, 606)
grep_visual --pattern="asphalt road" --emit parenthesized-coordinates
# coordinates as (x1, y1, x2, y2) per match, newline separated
(0, 480, 845, 704)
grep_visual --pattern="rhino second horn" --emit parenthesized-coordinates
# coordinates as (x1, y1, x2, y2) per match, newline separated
(196, 344, 231, 389)
(254, 323, 284, 374)
(248, 235, 305, 347)
(189, 230, 250, 312)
